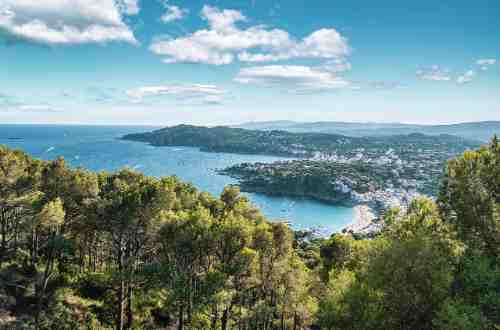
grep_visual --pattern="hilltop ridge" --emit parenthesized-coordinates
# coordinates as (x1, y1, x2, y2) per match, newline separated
(234, 120, 500, 142)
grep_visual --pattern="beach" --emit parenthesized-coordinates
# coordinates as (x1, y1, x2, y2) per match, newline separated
(342, 204, 377, 234)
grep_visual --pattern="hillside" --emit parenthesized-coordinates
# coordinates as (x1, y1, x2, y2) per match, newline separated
(122, 124, 479, 158)
(234, 121, 500, 142)
(122, 125, 479, 211)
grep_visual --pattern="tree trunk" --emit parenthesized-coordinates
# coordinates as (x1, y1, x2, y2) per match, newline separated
(92, 241, 97, 272)
(35, 296, 41, 330)
(0, 218, 7, 268)
(210, 306, 218, 330)
(117, 237, 125, 330)
(35, 238, 55, 330)
(178, 304, 184, 330)
(13, 217, 19, 255)
(126, 283, 133, 329)
(31, 228, 39, 267)
(221, 308, 229, 330)
(117, 276, 125, 330)
(0, 208, 6, 268)
(187, 275, 193, 324)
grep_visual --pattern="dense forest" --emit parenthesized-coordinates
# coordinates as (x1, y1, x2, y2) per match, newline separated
(0, 137, 499, 329)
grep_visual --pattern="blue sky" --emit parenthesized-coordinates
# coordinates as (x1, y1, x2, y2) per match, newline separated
(1, 0, 499, 125)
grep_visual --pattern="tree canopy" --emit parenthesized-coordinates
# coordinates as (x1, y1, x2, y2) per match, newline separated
(1, 138, 499, 329)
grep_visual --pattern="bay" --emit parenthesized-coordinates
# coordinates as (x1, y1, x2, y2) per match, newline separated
(0, 124, 354, 233)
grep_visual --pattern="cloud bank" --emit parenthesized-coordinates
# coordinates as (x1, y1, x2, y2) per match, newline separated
(235, 65, 352, 93)
(150, 5, 350, 65)
(0, 0, 138, 45)
(126, 84, 225, 105)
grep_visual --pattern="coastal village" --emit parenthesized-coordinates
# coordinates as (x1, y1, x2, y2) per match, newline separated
(222, 138, 467, 235)
(124, 125, 479, 235)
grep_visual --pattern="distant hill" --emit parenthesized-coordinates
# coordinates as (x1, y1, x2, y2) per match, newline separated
(122, 125, 480, 196)
(122, 124, 478, 158)
(234, 121, 500, 142)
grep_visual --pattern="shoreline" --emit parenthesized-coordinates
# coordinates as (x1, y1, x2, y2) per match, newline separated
(228, 185, 385, 235)
(342, 204, 378, 234)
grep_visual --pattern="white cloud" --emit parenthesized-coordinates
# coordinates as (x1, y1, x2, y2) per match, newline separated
(18, 104, 59, 112)
(234, 65, 352, 93)
(369, 81, 400, 90)
(320, 59, 352, 73)
(476, 58, 496, 66)
(201, 5, 245, 32)
(84, 86, 126, 103)
(0, 0, 137, 45)
(161, 3, 188, 23)
(151, 34, 235, 65)
(126, 84, 225, 104)
(418, 61, 492, 85)
(239, 29, 350, 63)
(150, 5, 350, 65)
(456, 70, 475, 84)
(117, 0, 140, 16)
(202, 95, 223, 105)
(416, 65, 452, 81)
(476, 58, 496, 71)
(237, 52, 288, 62)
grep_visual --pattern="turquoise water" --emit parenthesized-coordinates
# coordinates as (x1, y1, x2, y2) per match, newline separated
(0, 124, 354, 233)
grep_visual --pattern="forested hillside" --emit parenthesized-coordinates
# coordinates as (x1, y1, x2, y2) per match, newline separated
(122, 125, 478, 158)
(123, 125, 477, 201)
(0, 138, 499, 329)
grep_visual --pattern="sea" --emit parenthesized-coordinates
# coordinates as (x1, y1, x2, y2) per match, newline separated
(0, 124, 354, 234)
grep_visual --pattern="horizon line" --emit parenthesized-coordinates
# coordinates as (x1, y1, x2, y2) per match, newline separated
(1, 119, 500, 127)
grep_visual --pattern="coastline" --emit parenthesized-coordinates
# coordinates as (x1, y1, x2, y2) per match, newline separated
(230, 184, 386, 235)
(342, 204, 379, 234)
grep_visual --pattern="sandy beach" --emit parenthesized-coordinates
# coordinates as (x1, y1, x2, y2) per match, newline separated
(342, 205, 377, 233)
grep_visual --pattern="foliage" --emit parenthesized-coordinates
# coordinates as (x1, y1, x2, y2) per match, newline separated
(0, 145, 316, 330)
(1, 138, 499, 329)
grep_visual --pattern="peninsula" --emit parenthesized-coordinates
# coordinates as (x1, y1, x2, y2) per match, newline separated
(123, 125, 480, 233)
